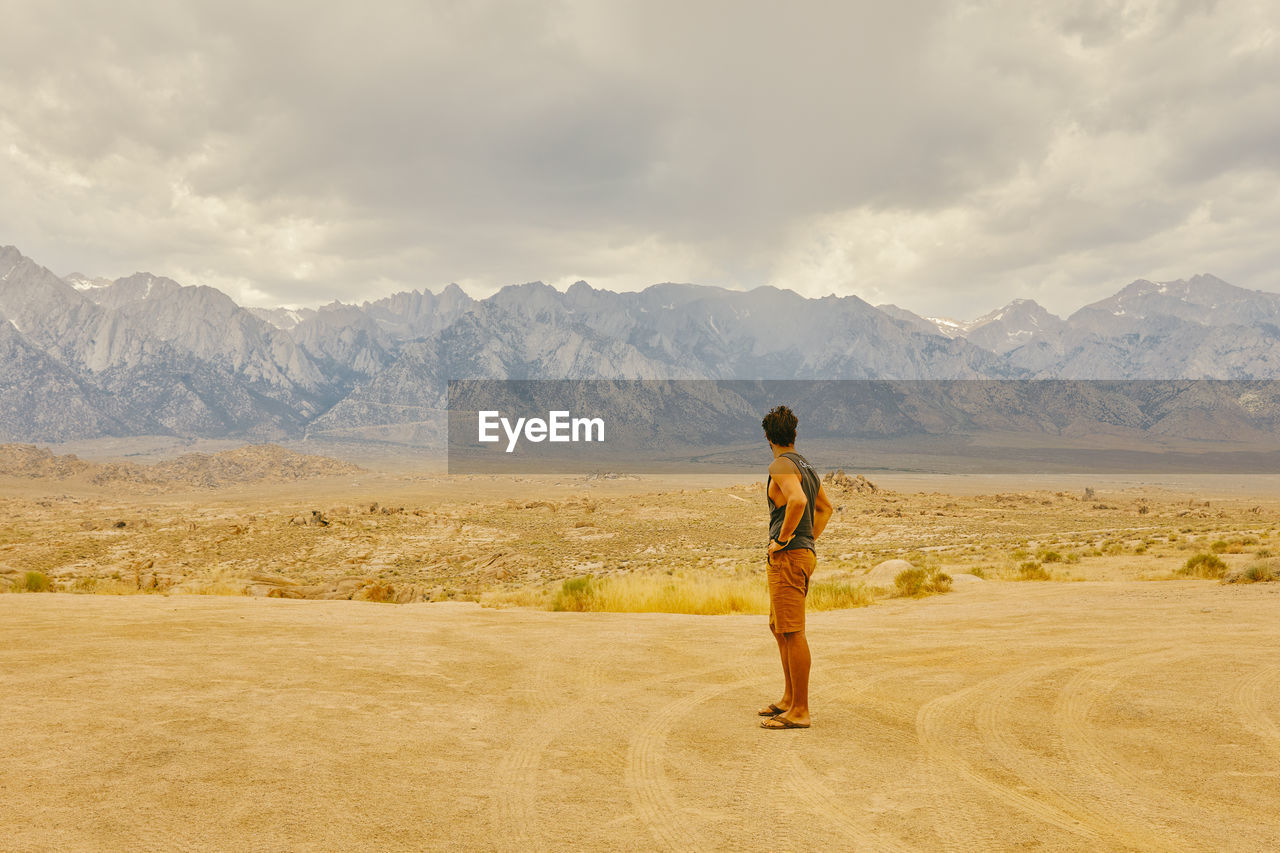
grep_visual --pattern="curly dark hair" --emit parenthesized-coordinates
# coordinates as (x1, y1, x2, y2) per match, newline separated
(761, 405, 798, 446)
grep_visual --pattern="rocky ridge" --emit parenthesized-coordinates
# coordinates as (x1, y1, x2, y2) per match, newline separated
(5, 243, 1280, 445)
(0, 443, 361, 488)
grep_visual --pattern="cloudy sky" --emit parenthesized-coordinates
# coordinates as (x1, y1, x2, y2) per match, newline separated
(2, 0, 1278, 319)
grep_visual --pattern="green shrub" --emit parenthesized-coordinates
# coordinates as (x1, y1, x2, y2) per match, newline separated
(969, 566, 986, 579)
(1039, 551, 1063, 563)
(1178, 553, 1227, 579)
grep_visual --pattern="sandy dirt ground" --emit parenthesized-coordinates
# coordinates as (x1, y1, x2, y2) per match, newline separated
(5, 580, 1280, 851)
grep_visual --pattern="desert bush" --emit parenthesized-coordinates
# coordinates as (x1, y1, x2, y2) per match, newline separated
(22, 571, 51, 592)
(969, 566, 987, 579)
(360, 581, 396, 603)
(1039, 550, 1063, 563)
(1178, 553, 1227, 579)
(1224, 558, 1279, 584)
(1257, 548, 1273, 558)
(894, 567, 951, 597)
(553, 575, 598, 611)
(1018, 561, 1050, 580)
(1064, 552, 1081, 564)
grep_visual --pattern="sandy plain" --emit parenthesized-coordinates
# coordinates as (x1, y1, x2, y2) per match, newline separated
(3, 463, 1280, 850)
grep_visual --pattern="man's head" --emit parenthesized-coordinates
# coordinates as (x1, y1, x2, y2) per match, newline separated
(762, 405, 798, 448)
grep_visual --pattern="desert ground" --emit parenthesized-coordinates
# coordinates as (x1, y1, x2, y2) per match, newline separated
(3, 446, 1280, 850)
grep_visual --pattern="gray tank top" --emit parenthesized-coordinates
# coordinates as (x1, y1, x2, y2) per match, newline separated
(767, 451, 820, 553)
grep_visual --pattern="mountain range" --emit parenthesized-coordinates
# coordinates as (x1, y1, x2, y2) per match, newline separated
(3, 243, 1280, 444)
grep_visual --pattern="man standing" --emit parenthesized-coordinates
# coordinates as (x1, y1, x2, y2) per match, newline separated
(759, 405, 832, 730)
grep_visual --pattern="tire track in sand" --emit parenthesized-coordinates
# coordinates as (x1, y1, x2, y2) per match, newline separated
(626, 662, 914, 852)
(623, 663, 769, 852)
(487, 654, 607, 853)
(1052, 647, 1201, 850)
(778, 670, 916, 853)
(972, 653, 1171, 851)
(916, 659, 1103, 849)
(1233, 663, 1280, 758)
(492, 645, 754, 853)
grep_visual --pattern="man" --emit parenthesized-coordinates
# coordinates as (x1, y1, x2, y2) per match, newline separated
(758, 405, 832, 730)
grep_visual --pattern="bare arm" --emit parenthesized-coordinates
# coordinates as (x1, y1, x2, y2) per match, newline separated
(812, 483, 833, 540)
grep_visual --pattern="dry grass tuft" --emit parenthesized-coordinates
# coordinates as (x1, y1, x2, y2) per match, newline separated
(809, 579, 875, 609)
(1017, 561, 1051, 581)
(70, 576, 144, 595)
(1224, 557, 1279, 584)
(893, 567, 952, 597)
(496, 572, 875, 614)
(358, 581, 397, 603)
(1178, 553, 1228, 579)
(189, 570, 247, 596)
(552, 572, 771, 615)
(21, 571, 51, 592)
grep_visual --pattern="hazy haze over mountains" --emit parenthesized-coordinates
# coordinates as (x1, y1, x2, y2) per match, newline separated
(4, 244, 1280, 444)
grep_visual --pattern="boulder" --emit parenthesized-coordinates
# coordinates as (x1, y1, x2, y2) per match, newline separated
(865, 559, 917, 585)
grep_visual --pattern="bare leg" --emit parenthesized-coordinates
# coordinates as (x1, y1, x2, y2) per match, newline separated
(759, 626, 793, 715)
(768, 625, 788, 701)
(777, 630, 810, 725)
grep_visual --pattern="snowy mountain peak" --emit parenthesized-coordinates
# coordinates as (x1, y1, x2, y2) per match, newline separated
(1077, 275, 1280, 327)
(64, 272, 113, 291)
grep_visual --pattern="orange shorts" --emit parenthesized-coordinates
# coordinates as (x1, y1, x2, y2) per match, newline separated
(768, 548, 816, 634)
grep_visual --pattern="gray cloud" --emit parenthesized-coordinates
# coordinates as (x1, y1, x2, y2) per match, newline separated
(1, 0, 1277, 319)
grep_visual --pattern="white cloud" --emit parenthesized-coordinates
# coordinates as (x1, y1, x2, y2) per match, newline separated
(0, 0, 1277, 319)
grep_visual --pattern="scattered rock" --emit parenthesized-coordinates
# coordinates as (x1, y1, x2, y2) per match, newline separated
(289, 510, 330, 527)
(822, 470, 878, 494)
